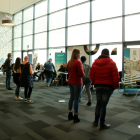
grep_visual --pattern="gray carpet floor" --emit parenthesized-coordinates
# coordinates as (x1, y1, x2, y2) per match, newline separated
(0, 76, 140, 140)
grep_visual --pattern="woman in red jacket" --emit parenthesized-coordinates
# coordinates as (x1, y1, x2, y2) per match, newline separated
(67, 49, 85, 123)
(90, 49, 120, 130)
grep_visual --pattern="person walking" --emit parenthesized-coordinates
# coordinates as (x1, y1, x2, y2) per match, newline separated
(5, 53, 13, 90)
(90, 49, 120, 130)
(13, 57, 23, 101)
(20, 56, 34, 103)
(81, 56, 92, 106)
(67, 49, 85, 123)
(44, 58, 56, 87)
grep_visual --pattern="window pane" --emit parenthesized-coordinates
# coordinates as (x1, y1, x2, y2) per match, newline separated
(68, 24, 89, 46)
(35, 16, 47, 33)
(50, 0, 66, 13)
(14, 25, 21, 38)
(14, 38, 21, 51)
(35, 0, 47, 18)
(92, 0, 122, 21)
(125, 0, 140, 15)
(34, 50, 47, 65)
(23, 36, 33, 50)
(23, 21, 33, 36)
(34, 33, 47, 49)
(68, 0, 88, 7)
(49, 48, 65, 65)
(49, 29, 65, 47)
(49, 10, 65, 30)
(13, 52, 21, 63)
(92, 18, 122, 44)
(125, 14, 140, 41)
(68, 3, 90, 26)
(24, 7, 33, 22)
(14, 12, 22, 25)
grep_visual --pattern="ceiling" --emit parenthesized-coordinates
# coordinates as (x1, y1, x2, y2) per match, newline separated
(0, 0, 42, 15)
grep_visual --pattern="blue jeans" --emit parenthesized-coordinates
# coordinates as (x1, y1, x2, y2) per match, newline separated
(95, 87, 114, 126)
(6, 70, 12, 88)
(45, 73, 52, 84)
(15, 82, 21, 97)
(69, 85, 82, 114)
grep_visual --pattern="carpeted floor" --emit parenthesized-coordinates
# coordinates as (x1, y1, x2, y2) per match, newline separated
(0, 75, 140, 140)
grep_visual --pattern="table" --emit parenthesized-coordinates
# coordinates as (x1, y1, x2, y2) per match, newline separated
(57, 72, 68, 81)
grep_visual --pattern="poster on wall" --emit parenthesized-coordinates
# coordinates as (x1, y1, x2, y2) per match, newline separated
(32, 54, 38, 69)
(55, 53, 67, 71)
(124, 48, 140, 94)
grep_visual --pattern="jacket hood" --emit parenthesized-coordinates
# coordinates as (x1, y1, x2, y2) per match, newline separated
(95, 58, 111, 67)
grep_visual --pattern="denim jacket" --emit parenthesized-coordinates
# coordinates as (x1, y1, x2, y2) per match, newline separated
(44, 61, 56, 73)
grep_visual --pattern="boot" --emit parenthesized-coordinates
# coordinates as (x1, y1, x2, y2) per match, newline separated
(68, 112, 74, 120)
(99, 124, 110, 130)
(74, 114, 80, 123)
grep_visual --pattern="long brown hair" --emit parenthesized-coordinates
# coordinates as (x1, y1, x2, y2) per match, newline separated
(69, 49, 80, 70)
(14, 57, 21, 72)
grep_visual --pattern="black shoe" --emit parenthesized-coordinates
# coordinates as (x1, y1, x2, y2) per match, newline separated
(68, 112, 74, 120)
(87, 101, 91, 106)
(8, 88, 13, 90)
(74, 114, 80, 123)
(93, 121, 99, 126)
(99, 124, 110, 130)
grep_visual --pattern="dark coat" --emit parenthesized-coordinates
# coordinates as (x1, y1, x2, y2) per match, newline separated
(20, 62, 34, 88)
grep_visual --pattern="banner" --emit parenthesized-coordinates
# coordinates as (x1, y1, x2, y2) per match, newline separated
(124, 48, 140, 94)
(55, 53, 67, 71)
(32, 54, 38, 69)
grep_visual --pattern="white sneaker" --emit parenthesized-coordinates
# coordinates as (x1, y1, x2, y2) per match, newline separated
(16, 97, 23, 101)
(27, 100, 33, 103)
(24, 99, 28, 103)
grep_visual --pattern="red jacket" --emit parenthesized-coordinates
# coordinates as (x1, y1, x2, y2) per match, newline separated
(90, 56, 120, 89)
(67, 59, 85, 85)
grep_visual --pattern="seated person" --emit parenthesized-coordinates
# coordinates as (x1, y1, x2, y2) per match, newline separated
(36, 63, 40, 70)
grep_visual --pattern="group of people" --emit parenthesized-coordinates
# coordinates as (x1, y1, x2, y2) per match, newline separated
(4, 48, 120, 130)
(67, 48, 120, 130)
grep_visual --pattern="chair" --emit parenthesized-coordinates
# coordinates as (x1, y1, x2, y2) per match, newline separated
(118, 77, 124, 92)
(133, 81, 140, 101)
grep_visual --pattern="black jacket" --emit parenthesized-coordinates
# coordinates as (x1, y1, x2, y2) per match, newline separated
(5, 58, 12, 71)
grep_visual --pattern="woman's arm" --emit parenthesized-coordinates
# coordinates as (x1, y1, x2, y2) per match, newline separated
(30, 64, 34, 74)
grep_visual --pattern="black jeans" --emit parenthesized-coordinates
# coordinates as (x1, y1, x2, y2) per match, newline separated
(95, 87, 114, 126)
(6, 70, 12, 88)
(24, 87, 32, 99)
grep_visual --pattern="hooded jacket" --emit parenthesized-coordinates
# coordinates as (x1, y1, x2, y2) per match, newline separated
(90, 55, 120, 89)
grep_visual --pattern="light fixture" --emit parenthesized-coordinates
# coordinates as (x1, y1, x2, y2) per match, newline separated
(2, 20, 16, 26)
(2, 0, 16, 26)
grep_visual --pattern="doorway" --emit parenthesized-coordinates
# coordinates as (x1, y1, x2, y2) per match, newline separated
(21, 50, 33, 61)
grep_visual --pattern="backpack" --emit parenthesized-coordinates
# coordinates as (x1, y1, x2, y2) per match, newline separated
(82, 63, 91, 84)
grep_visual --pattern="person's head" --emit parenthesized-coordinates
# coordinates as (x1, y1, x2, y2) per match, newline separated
(8, 53, 12, 58)
(81, 56, 86, 63)
(24, 56, 29, 62)
(101, 49, 109, 56)
(38, 63, 40, 65)
(69, 49, 81, 70)
(48, 58, 52, 62)
(14, 57, 21, 71)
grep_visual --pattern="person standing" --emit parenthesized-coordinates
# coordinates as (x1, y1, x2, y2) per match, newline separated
(5, 53, 13, 90)
(81, 56, 92, 106)
(20, 56, 34, 103)
(67, 49, 85, 123)
(13, 57, 23, 101)
(44, 58, 56, 87)
(90, 49, 120, 130)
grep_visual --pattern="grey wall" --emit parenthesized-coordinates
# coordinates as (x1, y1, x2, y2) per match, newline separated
(0, 12, 12, 66)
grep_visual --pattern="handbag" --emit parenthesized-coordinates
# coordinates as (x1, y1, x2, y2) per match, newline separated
(19, 64, 26, 81)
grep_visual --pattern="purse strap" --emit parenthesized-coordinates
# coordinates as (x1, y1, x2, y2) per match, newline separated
(21, 63, 26, 75)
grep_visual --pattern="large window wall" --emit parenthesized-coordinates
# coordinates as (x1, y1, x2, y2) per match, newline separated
(12, 0, 140, 71)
